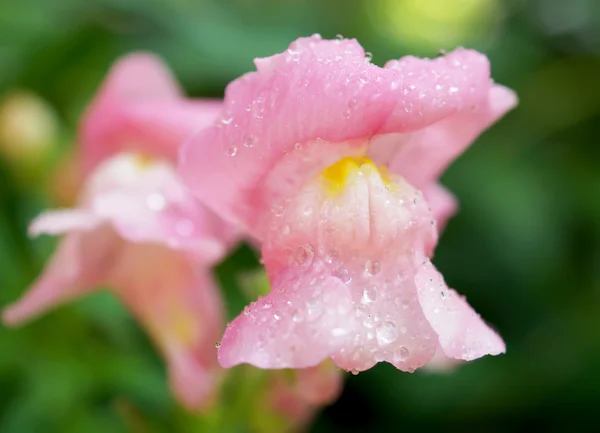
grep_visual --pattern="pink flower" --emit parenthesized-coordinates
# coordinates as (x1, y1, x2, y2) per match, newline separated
(80, 52, 222, 172)
(3, 54, 236, 411)
(179, 36, 516, 373)
(266, 361, 343, 431)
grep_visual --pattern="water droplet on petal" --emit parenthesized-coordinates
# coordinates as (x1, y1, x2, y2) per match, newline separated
(395, 346, 410, 362)
(272, 205, 285, 217)
(294, 244, 314, 266)
(336, 34, 344, 41)
(273, 311, 282, 321)
(376, 321, 398, 346)
(365, 260, 381, 276)
(334, 267, 352, 284)
(292, 309, 305, 323)
(362, 285, 378, 303)
(215, 341, 221, 349)
(365, 52, 373, 62)
(242, 134, 257, 147)
(225, 144, 238, 156)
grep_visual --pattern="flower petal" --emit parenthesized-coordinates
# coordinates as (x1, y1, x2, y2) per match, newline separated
(423, 183, 458, 238)
(384, 85, 518, 189)
(85, 154, 234, 263)
(28, 209, 102, 236)
(111, 244, 224, 411)
(2, 226, 120, 326)
(415, 260, 506, 361)
(180, 36, 492, 228)
(218, 267, 357, 369)
(81, 53, 222, 170)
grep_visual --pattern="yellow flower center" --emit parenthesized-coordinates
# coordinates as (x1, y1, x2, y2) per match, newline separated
(132, 152, 155, 170)
(321, 156, 393, 195)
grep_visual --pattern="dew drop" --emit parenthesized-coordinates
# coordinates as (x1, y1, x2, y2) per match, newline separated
(294, 142, 303, 150)
(395, 346, 410, 362)
(376, 321, 398, 346)
(365, 260, 381, 276)
(333, 266, 352, 284)
(362, 285, 378, 303)
(215, 341, 221, 349)
(336, 34, 344, 41)
(294, 244, 314, 266)
(292, 309, 305, 323)
(242, 134, 257, 147)
(365, 52, 373, 62)
(225, 144, 238, 156)
(273, 311, 282, 321)
(363, 315, 376, 329)
(272, 205, 285, 217)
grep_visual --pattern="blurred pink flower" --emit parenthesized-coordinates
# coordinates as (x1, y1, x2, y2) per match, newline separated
(3, 54, 237, 411)
(266, 361, 343, 431)
(180, 35, 516, 373)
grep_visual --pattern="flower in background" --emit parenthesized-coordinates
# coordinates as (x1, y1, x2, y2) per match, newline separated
(180, 35, 516, 373)
(264, 361, 343, 431)
(2, 54, 237, 411)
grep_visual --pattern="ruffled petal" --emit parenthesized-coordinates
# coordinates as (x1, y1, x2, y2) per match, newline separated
(218, 267, 356, 369)
(180, 36, 493, 228)
(384, 85, 518, 189)
(415, 261, 506, 360)
(109, 243, 224, 411)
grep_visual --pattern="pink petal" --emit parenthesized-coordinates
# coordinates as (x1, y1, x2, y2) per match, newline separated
(221, 163, 441, 372)
(180, 36, 493, 228)
(2, 226, 121, 326)
(415, 261, 506, 361)
(85, 154, 235, 263)
(28, 209, 102, 236)
(386, 85, 518, 189)
(80, 53, 222, 171)
(293, 361, 343, 406)
(218, 267, 357, 369)
(422, 344, 461, 372)
(111, 245, 224, 411)
(423, 183, 458, 236)
(267, 361, 343, 428)
(95, 52, 183, 101)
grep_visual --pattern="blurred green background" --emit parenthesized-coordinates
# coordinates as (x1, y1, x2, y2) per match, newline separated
(1, 0, 599, 431)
